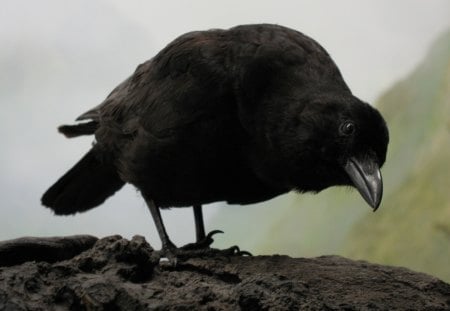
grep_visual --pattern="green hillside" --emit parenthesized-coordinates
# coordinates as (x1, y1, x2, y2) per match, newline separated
(212, 30, 450, 282)
(342, 30, 450, 281)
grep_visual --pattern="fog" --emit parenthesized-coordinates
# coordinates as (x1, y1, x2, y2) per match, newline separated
(0, 0, 449, 248)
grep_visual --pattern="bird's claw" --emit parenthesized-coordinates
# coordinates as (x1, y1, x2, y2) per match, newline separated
(206, 229, 225, 239)
(156, 231, 251, 266)
(219, 245, 253, 257)
(180, 229, 224, 250)
(157, 241, 179, 266)
(161, 245, 251, 264)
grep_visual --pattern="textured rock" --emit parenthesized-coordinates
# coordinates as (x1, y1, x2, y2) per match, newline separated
(0, 235, 98, 267)
(0, 235, 449, 310)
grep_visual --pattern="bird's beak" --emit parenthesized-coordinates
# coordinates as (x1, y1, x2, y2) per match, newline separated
(343, 157, 383, 211)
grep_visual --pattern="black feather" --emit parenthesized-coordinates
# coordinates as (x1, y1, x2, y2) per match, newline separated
(58, 121, 98, 138)
(42, 24, 389, 217)
(41, 149, 124, 215)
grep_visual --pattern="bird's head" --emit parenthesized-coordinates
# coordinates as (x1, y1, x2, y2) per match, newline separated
(250, 91, 389, 211)
(286, 93, 389, 210)
(236, 45, 389, 210)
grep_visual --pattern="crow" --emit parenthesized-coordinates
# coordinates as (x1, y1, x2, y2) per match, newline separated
(42, 24, 389, 257)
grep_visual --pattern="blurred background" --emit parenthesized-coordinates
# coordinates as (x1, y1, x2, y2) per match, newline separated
(1, 0, 449, 281)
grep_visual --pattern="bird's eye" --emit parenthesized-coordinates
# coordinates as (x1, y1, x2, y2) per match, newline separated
(340, 121, 356, 136)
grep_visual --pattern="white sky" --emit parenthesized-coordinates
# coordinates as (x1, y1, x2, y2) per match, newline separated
(109, 0, 450, 102)
(0, 0, 449, 248)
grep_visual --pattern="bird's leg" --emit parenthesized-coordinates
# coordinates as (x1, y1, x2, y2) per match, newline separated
(193, 204, 206, 242)
(145, 197, 251, 260)
(144, 196, 176, 253)
(188, 206, 252, 256)
(179, 204, 223, 250)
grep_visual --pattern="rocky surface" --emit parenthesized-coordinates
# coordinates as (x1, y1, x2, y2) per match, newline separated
(0, 235, 449, 310)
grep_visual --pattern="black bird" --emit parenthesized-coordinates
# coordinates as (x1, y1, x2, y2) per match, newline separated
(42, 24, 389, 257)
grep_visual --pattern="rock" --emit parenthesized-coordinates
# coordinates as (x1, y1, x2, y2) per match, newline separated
(0, 235, 449, 310)
(0, 235, 98, 267)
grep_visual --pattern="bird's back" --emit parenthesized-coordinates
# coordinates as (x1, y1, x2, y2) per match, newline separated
(73, 24, 349, 207)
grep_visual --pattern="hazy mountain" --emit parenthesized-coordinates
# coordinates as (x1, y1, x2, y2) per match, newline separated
(343, 30, 450, 282)
(212, 30, 450, 282)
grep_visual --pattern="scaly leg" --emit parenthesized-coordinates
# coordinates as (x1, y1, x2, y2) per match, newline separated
(193, 204, 205, 242)
(144, 196, 176, 251)
(180, 204, 223, 250)
(188, 206, 252, 256)
(144, 197, 251, 261)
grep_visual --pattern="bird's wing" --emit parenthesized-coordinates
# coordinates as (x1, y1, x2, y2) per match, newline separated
(77, 58, 154, 120)
(73, 59, 159, 141)
(76, 77, 132, 122)
(129, 31, 233, 138)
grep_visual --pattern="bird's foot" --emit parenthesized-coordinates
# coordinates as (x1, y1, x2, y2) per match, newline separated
(170, 245, 252, 262)
(158, 240, 179, 265)
(179, 229, 251, 257)
(193, 245, 252, 257)
(157, 230, 251, 265)
(180, 230, 223, 250)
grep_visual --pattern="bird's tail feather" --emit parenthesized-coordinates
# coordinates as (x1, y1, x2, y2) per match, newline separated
(41, 149, 125, 215)
(58, 121, 98, 138)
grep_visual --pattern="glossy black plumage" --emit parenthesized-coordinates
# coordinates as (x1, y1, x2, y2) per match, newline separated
(42, 24, 388, 241)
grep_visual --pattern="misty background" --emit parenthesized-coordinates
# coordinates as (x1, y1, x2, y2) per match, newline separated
(1, 0, 449, 279)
